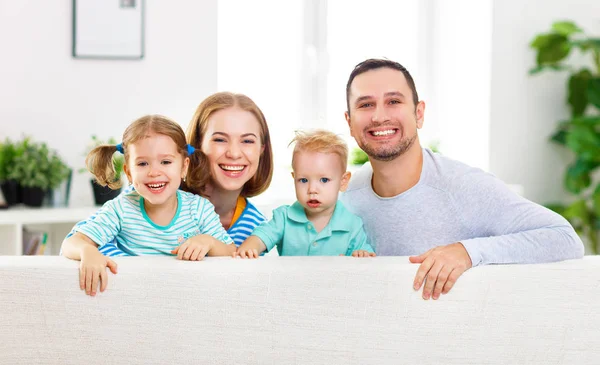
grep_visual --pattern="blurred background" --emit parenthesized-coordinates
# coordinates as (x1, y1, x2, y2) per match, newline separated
(1, 0, 599, 253)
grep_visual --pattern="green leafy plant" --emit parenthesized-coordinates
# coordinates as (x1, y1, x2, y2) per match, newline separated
(7, 138, 70, 190)
(350, 147, 369, 166)
(529, 20, 600, 254)
(80, 135, 124, 182)
(0, 138, 19, 182)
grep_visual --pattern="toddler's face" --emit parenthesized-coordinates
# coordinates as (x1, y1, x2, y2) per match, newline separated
(124, 133, 189, 207)
(292, 151, 350, 218)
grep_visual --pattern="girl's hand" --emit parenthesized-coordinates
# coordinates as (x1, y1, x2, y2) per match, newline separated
(80, 246, 118, 296)
(171, 235, 214, 261)
(351, 250, 376, 258)
(235, 247, 260, 259)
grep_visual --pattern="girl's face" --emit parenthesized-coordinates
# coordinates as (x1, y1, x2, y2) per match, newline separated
(124, 133, 189, 207)
(201, 107, 264, 195)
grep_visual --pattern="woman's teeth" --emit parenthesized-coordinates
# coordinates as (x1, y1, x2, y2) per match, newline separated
(220, 165, 244, 171)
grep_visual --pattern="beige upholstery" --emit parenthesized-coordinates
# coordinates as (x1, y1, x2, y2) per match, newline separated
(1, 256, 598, 364)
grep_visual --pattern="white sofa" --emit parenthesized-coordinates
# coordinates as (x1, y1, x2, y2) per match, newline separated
(1, 256, 599, 364)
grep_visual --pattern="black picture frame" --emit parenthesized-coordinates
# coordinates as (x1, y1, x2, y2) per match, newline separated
(72, 0, 145, 60)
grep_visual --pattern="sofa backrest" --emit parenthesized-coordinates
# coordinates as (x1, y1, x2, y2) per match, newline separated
(1, 256, 598, 364)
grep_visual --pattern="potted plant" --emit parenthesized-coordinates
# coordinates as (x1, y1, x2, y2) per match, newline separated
(0, 138, 22, 206)
(81, 135, 124, 205)
(529, 20, 600, 253)
(8, 138, 71, 207)
(349, 147, 369, 166)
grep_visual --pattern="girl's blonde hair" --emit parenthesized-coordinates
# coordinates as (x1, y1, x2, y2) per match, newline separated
(186, 92, 273, 197)
(290, 129, 349, 172)
(86, 114, 209, 192)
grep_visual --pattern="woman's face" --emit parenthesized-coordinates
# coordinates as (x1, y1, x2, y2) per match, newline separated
(201, 107, 264, 194)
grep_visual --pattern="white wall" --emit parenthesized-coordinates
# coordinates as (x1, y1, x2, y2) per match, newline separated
(2, 0, 599, 208)
(490, 0, 600, 203)
(427, 0, 493, 172)
(0, 0, 218, 206)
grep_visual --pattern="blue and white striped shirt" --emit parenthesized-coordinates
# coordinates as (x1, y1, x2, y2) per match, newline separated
(66, 186, 265, 256)
(72, 190, 233, 256)
(227, 199, 266, 246)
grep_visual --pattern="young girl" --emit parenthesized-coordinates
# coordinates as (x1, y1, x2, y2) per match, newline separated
(65, 92, 274, 257)
(62, 115, 236, 296)
(235, 130, 375, 258)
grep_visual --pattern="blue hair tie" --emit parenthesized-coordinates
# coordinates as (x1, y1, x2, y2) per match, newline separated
(186, 144, 195, 155)
(115, 143, 124, 154)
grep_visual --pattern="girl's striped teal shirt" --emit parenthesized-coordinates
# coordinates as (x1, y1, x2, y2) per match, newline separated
(73, 190, 233, 256)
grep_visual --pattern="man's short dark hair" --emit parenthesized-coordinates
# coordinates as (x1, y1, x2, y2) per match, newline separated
(345, 59, 419, 115)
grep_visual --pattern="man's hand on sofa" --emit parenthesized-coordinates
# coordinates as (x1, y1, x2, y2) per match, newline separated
(409, 242, 472, 300)
(80, 246, 118, 296)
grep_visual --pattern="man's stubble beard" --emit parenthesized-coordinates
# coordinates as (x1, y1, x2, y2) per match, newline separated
(358, 124, 418, 162)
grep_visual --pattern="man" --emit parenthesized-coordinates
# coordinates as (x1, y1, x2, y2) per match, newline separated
(340, 58, 584, 300)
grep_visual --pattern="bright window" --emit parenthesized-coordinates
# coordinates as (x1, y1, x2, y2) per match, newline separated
(218, 0, 491, 204)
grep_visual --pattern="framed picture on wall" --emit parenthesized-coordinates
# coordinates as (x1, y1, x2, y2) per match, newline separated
(72, 0, 145, 59)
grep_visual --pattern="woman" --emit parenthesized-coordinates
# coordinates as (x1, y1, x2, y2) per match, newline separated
(185, 92, 273, 246)
(63, 92, 273, 257)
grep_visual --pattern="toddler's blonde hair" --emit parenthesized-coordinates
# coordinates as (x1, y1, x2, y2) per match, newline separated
(290, 129, 348, 172)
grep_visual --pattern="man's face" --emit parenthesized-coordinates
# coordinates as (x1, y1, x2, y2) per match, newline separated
(345, 67, 425, 161)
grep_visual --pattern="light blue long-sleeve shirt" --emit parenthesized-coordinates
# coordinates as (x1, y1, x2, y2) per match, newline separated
(340, 148, 584, 266)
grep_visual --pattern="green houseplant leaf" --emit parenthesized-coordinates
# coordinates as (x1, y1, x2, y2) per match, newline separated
(593, 183, 600, 218)
(7, 138, 70, 191)
(0, 139, 18, 181)
(350, 147, 369, 166)
(80, 135, 124, 183)
(531, 33, 571, 66)
(564, 159, 595, 194)
(567, 69, 591, 116)
(551, 21, 582, 37)
(112, 154, 124, 181)
(563, 199, 590, 228)
(550, 129, 568, 146)
(587, 77, 600, 109)
(564, 125, 600, 161)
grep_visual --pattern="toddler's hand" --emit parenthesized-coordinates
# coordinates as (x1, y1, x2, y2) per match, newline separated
(351, 250, 376, 258)
(235, 247, 260, 259)
(80, 246, 118, 296)
(171, 235, 214, 261)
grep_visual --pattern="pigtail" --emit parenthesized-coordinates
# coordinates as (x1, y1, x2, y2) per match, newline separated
(183, 149, 211, 196)
(86, 145, 123, 190)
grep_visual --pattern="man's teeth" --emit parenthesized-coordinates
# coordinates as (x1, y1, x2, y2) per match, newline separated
(148, 183, 166, 189)
(220, 165, 244, 171)
(372, 129, 396, 136)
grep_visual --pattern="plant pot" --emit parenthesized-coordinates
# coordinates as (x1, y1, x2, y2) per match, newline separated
(91, 180, 121, 205)
(0, 179, 22, 206)
(22, 186, 46, 207)
(46, 169, 73, 207)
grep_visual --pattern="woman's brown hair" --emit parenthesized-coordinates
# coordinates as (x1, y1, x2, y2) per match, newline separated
(86, 114, 209, 192)
(186, 92, 273, 197)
